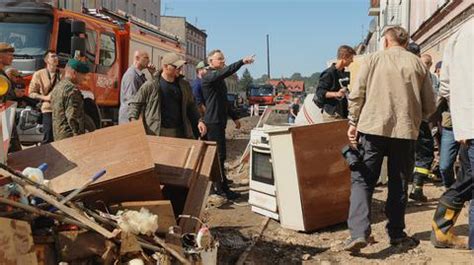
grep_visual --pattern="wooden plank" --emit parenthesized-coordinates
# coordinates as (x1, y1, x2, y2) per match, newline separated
(7, 121, 162, 203)
(0, 217, 38, 265)
(179, 143, 216, 233)
(110, 200, 176, 235)
(147, 136, 205, 187)
(290, 120, 350, 231)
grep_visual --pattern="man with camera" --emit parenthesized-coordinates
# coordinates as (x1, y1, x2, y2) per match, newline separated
(29, 50, 60, 144)
(344, 26, 436, 251)
(314, 45, 355, 122)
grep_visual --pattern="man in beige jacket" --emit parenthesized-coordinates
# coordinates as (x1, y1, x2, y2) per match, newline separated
(29, 50, 60, 144)
(343, 26, 436, 252)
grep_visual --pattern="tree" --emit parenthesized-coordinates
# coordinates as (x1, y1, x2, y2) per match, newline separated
(255, 74, 269, 84)
(290, 72, 303, 81)
(238, 68, 254, 92)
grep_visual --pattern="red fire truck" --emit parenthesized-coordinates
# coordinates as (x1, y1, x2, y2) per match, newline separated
(0, 1, 184, 137)
(247, 84, 275, 106)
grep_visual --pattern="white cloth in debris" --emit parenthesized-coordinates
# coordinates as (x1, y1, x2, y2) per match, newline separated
(117, 208, 158, 236)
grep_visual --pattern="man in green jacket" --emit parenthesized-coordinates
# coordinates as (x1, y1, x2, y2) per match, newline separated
(51, 59, 89, 141)
(128, 52, 206, 138)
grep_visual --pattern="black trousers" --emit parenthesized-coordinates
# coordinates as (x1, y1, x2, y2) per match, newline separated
(8, 125, 22, 153)
(42, 112, 54, 144)
(206, 123, 229, 193)
(413, 121, 435, 186)
(415, 121, 435, 169)
(441, 144, 473, 209)
(348, 134, 415, 239)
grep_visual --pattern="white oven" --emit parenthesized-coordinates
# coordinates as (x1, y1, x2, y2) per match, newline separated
(249, 127, 280, 220)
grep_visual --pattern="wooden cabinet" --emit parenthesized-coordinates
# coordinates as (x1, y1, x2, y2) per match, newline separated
(268, 120, 350, 231)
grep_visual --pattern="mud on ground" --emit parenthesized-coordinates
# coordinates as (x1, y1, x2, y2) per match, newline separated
(203, 116, 472, 265)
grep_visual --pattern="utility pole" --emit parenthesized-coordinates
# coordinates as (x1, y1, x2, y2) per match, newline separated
(266, 34, 271, 79)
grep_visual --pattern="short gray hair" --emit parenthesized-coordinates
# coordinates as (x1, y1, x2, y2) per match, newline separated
(384, 26, 409, 46)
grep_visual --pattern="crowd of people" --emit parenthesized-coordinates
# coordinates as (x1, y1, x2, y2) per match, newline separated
(0, 42, 255, 202)
(0, 18, 471, 255)
(312, 23, 473, 251)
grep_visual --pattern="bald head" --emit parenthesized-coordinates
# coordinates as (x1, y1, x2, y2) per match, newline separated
(421, 54, 433, 70)
(133, 50, 150, 70)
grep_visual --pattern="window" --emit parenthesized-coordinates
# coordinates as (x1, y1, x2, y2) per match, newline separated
(150, 12, 154, 24)
(85, 29, 97, 64)
(384, 4, 401, 26)
(143, 9, 146, 21)
(99, 33, 116, 67)
(125, 0, 129, 13)
(132, 3, 136, 16)
(0, 14, 52, 57)
(57, 19, 73, 57)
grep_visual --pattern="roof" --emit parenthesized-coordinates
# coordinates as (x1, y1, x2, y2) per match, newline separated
(267, 79, 305, 92)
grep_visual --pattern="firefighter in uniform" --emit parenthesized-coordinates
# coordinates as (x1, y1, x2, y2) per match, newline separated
(0, 42, 22, 152)
(51, 59, 89, 141)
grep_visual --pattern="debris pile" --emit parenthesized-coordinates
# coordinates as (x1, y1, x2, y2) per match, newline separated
(0, 121, 220, 264)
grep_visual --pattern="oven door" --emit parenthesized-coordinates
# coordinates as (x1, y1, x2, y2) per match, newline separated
(250, 144, 275, 195)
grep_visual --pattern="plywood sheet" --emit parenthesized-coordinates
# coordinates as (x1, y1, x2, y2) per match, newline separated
(179, 143, 216, 233)
(290, 120, 350, 231)
(147, 136, 205, 187)
(7, 121, 162, 203)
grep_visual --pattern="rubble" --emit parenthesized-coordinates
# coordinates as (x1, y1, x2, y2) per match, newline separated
(0, 121, 220, 264)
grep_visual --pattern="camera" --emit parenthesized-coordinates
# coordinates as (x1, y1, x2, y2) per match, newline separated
(341, 144, 364, 171)
(338, 77, 350, 88)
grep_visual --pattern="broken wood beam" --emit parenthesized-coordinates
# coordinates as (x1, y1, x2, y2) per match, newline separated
(23, 184, 117, 239)
(0, 197, 86, 228)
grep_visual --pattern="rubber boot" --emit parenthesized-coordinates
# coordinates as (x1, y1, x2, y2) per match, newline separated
(431, 201, 467, 249)
(409, 171, 428, 202)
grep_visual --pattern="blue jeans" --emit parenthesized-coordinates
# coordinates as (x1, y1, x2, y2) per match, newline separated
(439, 128, 460, 188)
(468, 141, 474, 249)
(288, 116, 295, 124)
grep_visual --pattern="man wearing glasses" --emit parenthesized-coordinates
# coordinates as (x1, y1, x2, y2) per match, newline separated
(128, 52, 206, 139)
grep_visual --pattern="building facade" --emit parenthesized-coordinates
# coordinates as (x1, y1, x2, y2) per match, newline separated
(55, 0, 161, 27)
(267, 79, 305, 95)
(409, 0, 473, 64)
(160, 16, 207, 80)
(362, 0, 410, 53)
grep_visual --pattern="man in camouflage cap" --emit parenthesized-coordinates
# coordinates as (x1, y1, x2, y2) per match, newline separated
(51, 58, 89, 141)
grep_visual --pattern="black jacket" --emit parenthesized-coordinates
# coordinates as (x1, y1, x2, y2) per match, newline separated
(202, 60, 243, 125)
(314, 64, 349, 118)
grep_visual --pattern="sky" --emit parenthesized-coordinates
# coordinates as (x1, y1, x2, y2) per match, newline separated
(161, 0, 372, 78)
